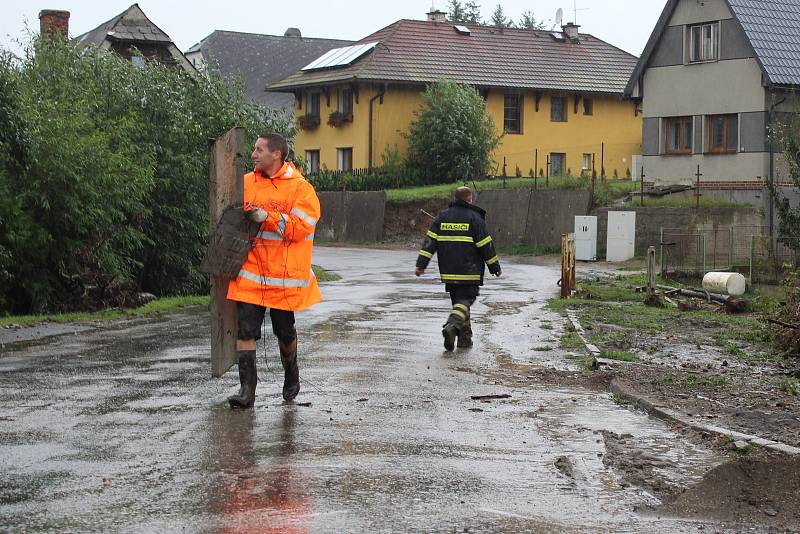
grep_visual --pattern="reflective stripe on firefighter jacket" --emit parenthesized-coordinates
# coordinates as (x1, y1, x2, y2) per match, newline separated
(226, 161, 322, 311)
(415, 199, 501, 285)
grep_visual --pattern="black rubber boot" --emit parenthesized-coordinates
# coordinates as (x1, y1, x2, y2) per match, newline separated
(279, 339, 300, 401)
(443, 302, 470, 351)
(457, 317, 473, 348)
(442, 319, 458, 352)
(228, 350, 257, 409)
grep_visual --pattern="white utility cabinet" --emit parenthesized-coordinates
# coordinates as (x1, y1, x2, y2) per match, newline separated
(606, 211, 636, 262)
(574, 216, 597, 261)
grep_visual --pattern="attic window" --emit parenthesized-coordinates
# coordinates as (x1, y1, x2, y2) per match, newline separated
(550, 32, 565, 42)
(454, 25, 471, 35)
(689, 23, 718, 62)
(302, 42, 379, 71)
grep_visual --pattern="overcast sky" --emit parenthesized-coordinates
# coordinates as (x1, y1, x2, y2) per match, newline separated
(1, 0, 664, 58)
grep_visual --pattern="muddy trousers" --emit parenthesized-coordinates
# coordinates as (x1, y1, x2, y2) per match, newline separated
(443, 285, 478, 350)
(229, 302, 299, 408)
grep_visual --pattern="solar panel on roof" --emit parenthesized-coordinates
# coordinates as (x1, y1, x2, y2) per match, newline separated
(302, 42, 379, 71)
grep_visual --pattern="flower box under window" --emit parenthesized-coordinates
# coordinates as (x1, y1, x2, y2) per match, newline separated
(327, 111, 353, 128)
(297, 113, 320, 131)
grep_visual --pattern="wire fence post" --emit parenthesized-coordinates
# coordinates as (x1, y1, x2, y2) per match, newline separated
(695, 165, 702, 209)
(660, 227, 665, 277)
(749, 235, 754, 287)
(640, 166, 645, 206)
(546, 155, 550, 188)
(600, 142, 605, 182)
(702, 233, 707, 275)
(728, 226, 734, 270)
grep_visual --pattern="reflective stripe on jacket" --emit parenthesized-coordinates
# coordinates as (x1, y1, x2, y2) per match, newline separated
(415, 199, 501, 285)
(226, 162, 323, 311)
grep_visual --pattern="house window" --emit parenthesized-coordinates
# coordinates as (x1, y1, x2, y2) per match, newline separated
(707, 114, 738, 153)
(307, 93, 320, 117)
(582, 153, 592, 172)
(664, 116, 693, 155)
(550, 153, 566, 176)
(690, 23, 718, 63)
(305, 150, 320, 174)
(131, 55, 146, 68)
(504, 94, 522, 134)
(337, 147, 353, 172)
(583, 98, 593, 116)
(551, 96, 567, 122)
(338, 89, 353, 116)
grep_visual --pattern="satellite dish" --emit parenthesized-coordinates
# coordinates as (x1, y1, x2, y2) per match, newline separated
(555, 8, 564, 26)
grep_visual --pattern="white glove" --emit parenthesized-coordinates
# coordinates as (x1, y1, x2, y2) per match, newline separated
(247, 208, 268, 223)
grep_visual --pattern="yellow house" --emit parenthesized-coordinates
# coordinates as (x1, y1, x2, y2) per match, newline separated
(268, 15, 642, 179)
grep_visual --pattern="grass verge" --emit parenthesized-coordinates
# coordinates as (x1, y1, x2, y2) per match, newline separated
(385, 176, 637, 203)
(313, 264, 341, 282)
(0, 295, 210, 328)
(548, 272, 771, 361)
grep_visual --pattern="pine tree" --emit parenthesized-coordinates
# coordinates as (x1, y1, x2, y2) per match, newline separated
(490, 4, 510, 27)
(463, 1, 483, 24)
(447, 0, 466, 23)
(517, 10, 546, 30)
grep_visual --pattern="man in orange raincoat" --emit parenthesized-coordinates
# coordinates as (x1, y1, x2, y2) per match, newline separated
(226, 133, 322, 409)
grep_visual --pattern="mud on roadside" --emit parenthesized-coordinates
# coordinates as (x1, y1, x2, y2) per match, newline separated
(493, 269, 800, 530)
(491, 355, 800, 531)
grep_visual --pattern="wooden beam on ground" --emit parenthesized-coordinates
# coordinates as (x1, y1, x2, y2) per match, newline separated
(656, 284, 750, 313)
(209, 127, 246, 378)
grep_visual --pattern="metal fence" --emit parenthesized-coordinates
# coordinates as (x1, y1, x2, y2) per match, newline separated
(660, 226, 800, 284)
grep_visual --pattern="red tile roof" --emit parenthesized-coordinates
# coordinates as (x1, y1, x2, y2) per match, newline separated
(268, 19, 638, 95)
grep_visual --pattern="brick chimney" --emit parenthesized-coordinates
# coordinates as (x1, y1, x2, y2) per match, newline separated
(561, 22, 580, 42)
(427, 9, 446, 22)
(39, 10, 70, 39)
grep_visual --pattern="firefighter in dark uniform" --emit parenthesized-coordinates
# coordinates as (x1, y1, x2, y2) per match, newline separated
(415, 186, 501, 351)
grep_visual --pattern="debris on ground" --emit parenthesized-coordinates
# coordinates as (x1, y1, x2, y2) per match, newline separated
(554, 455, 575, 479)
(657, 453, 800, 526)
(470, 394, 512, 401)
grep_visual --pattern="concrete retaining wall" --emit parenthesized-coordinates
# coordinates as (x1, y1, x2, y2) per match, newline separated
(317, 191, 386, 243)
(591, 206, 764, 256)
(478, 189, 592, 247)
(319, 189, 768, 259)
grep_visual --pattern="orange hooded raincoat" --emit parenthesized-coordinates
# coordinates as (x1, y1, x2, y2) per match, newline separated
(226, 161, 322, 311)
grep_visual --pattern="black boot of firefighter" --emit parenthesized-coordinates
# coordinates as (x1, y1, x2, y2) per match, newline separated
(442, 302, 469, 351)
(228, 350, 257, 409)
(279, 338, 300, 401)
(457, 316, 473, 348)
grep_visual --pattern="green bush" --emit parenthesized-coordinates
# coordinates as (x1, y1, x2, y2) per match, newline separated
(773, 270, 800, 358)
(403, 80, 501, 182)
(0, 37, 291, 314)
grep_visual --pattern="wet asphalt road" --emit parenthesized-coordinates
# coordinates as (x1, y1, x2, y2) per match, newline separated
(0, 247, 728, 533)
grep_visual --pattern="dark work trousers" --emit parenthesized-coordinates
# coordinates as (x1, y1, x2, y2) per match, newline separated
(236, 302, 296, 346)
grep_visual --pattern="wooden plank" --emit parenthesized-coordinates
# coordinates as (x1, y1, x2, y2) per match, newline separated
(209, 127, 246, 378)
